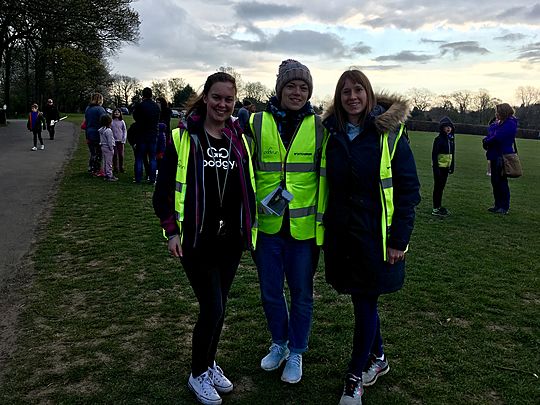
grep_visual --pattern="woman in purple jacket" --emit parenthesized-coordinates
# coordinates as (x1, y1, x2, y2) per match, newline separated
(482, 103, 518, 214)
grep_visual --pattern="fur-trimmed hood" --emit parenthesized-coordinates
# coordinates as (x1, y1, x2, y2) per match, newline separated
(372, 93, 410, 134)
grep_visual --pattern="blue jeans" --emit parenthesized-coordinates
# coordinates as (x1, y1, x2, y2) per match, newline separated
(255, 232, 318, 353)
(134, 140, 157, 183)
(490, 158, 510, 210)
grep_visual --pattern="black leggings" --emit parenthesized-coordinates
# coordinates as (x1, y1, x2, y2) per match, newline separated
(33, 130, 44, 147)
(432, 167, 449, 208)
(181, 236, 243, 377)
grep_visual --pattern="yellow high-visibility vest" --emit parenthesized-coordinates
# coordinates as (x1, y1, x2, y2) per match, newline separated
(249, 112, 326, 242)
(170, 128, 258, 247)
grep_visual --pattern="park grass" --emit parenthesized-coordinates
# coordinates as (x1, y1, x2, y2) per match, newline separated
(0, 118, 539, 404)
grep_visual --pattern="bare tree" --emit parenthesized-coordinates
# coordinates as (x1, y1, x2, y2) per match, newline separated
(110, 74, 139, 106)
(242, 81, 271, 103)
(451, 90, 473, 114)
(218, 66, 244, 96)
(435, 94, 454, 111)
(151, 79, 168, 99)
(515, 85, 540, 107)
(167, 78, 186, 101)
(407, 87, 434, 112)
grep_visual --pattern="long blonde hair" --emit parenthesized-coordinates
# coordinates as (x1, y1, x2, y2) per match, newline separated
(90, 93, 103, 106)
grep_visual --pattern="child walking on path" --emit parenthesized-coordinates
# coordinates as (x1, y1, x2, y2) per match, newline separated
(431, 116, 455, 216)
(111, 108, 127, 173)
(27, 104, 46, 151)
(99, 114, 118, 182)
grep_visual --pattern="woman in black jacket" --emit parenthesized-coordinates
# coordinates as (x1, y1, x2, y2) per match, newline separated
(431, 116, 455, 216)
(322, 70, 420, 405)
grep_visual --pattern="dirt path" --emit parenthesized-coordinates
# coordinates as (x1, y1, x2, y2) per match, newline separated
(0, 119, 79, 382)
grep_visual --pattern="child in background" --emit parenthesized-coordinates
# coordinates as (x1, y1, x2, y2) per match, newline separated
(156, 122, 167, 173)
(111, 108, 127, 173)
(99, 114, 118, 182)
(431, 116, 455, 216)
(27, 103, 46, 151)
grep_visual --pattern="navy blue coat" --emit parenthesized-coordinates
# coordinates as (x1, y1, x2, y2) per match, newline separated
(322, 95, 420, 296)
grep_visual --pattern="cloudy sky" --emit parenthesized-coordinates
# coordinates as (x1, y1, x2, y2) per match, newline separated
(110, 0, 540, 105)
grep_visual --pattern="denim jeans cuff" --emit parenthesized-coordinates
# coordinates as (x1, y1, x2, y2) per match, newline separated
(289, 346, 308, 354)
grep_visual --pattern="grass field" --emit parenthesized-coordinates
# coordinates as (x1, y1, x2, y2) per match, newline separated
(0, 115, 538, 404)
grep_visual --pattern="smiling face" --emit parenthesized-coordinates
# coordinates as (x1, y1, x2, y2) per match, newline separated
(203, 81, 236, 126)
(340, 78, 368, 124)
(280, 80, 309, 111)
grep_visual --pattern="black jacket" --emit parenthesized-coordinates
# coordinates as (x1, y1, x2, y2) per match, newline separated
(432, 116, 455, 174)
(133, 99, 160, 141)
(322, 94, 420, 295)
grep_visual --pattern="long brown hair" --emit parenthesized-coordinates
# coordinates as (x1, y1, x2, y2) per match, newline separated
(324, 69, 376, 133)
(186, 72, 237, 118)
(496, 103, 514, 121)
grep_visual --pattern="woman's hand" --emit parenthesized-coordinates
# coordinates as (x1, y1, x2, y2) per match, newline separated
(386, 247, 405, 264)
(168, 234, 183, 258)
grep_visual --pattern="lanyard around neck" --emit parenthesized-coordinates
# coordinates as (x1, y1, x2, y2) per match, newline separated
(204, 129, 233, 209)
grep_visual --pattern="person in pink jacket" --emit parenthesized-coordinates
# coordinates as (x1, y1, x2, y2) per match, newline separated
(111, 108, 127, 173)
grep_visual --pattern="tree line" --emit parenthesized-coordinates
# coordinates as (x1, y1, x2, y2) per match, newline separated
(0, 0, 140, 115)
(407, 86, 540, 130)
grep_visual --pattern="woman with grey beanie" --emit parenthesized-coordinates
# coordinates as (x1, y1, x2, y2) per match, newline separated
(245, 59, 327, 384)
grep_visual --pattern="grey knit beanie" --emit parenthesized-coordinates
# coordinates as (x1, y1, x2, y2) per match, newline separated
(275, 59, 313, 101)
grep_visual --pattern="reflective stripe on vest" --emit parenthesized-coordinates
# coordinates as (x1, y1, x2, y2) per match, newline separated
(240, 134, 259, 249)
(250, 112, 325, 240)
(171, 128, 191, 242)
(379, 123, 405, 260)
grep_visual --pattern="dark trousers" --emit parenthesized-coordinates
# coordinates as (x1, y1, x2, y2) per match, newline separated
(113, 142, 125, 172)
(181, 236, 243, 377)
(32, 130, 44, 147)
(490, 158, 510, 210)
(87, 140, 102, 173)
(47, 123, 55, 140)
(349, 294, 383, 376)
(134, 141, 156, 182)
(432, 167, 449, 208)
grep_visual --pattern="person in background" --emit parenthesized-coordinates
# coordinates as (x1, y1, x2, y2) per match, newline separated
(156, 96, 172, 142)
(482, 103, 518, 214)
(27, 103, 46, 151)
(43, 99, 60, 140)
(236, 99, 252, 130)
(246, 59, 326, 384)
(321, 69, 420, 405)
(84, 93, 107, 176)
(153, 72, 256, 405)
(99, 114, 118, 182)
(133, 87, 160, 184)
(111, 108, 127, 173)
(431, 116, 455, 217)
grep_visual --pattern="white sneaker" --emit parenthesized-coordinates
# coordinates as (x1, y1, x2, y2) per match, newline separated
(261, 343, 290, 371)
(40, 144, 45, 150)
(281, 353, 302, 384)
(31, 146, 37, 151)
(208, 363, 233, 394)
(188, 371, 222, 405)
